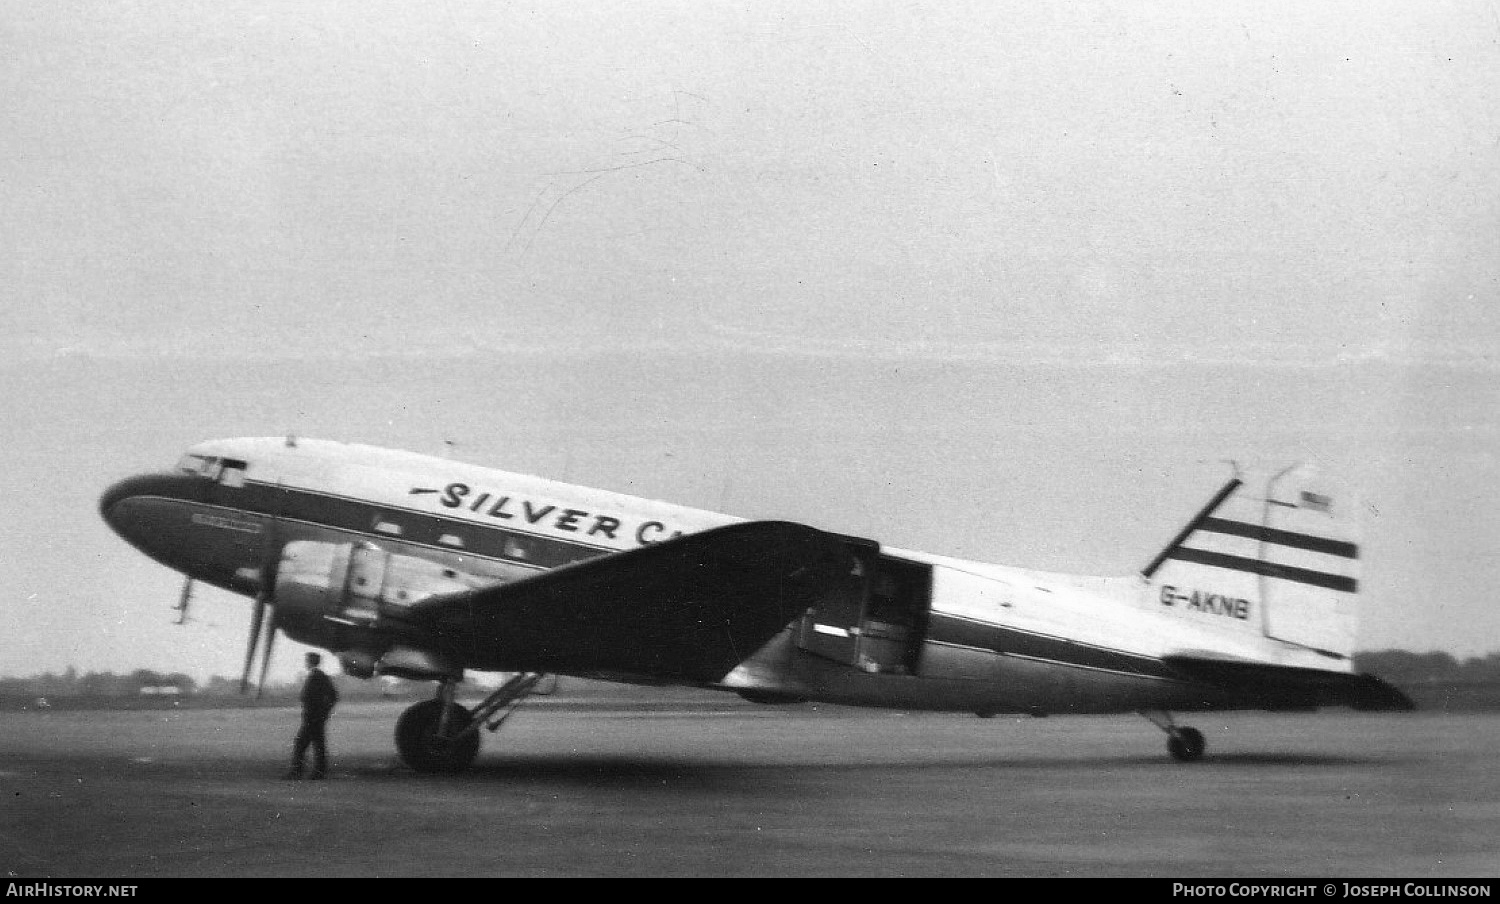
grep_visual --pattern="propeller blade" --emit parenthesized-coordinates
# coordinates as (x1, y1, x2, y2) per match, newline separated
(240, 593, 268, 695)
(249, 481, 286, 698)
(255, 607, 279, 698)
(174, 578, 194, 625)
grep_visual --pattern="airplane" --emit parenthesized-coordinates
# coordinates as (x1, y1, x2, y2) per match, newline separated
(98, 436, 1412, 773)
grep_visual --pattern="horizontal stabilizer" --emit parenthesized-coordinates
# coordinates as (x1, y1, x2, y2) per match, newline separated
(402, 521, 853, 682)
(1163, 654, 1414, 712)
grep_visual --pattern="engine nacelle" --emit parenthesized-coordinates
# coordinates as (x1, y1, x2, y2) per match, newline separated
(377, 645, 464, 681)
(273, 540, 486, 661)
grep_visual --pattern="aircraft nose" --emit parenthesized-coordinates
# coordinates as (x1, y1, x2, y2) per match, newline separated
(100, 474, 147, 531)
(99, 473, 184, 542)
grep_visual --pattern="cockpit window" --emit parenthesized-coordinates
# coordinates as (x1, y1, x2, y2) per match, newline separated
(177, 454, 221, 478)
(218, 459, 248, 487)
(175, 454, 248, 485)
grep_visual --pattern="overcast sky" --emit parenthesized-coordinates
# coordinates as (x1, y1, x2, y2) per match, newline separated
(2, 2, 1497, 682)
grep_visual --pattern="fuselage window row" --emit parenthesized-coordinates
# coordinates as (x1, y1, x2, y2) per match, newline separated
(225, 480, 606, 569)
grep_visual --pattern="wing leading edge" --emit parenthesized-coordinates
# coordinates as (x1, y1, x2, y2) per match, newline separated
(403, 520, 855, 683)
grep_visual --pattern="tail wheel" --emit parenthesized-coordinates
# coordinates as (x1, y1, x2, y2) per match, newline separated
(396, 699, 481, 774)
(1167, 726, 1206, 762)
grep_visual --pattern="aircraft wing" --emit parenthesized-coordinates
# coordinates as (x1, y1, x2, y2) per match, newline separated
(1162, 654, 1415, 711)
(397, 521, 854, 683)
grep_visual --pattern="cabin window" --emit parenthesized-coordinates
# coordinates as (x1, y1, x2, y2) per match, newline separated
(374, 517, 404, 536)
(563, 546, 608, 565)
(438, 533, 467, 548)
(503, 536, 532, 560)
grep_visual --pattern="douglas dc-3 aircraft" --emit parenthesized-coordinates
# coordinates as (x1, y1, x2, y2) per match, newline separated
(99, 437, 1411, 773)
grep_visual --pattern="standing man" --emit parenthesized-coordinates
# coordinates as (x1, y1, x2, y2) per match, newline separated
(285, 652, 338, 780)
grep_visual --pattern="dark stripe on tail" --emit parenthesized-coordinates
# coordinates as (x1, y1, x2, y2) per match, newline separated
(1167, 547, 1358, 593)
(1198, 517, 1359, 559)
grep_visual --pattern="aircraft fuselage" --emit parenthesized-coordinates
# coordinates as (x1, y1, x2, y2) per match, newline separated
(98, 437, 1357, 718)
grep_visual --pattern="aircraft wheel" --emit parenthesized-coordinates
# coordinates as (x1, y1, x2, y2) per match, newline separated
(396, 699, 481, 774)
(1167, 726, 1206, 762)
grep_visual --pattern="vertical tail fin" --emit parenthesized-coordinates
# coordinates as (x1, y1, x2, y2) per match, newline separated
(1142, 465, 1360, 660)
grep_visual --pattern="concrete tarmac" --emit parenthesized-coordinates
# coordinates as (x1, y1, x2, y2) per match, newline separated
(1, 697, 1496, 877)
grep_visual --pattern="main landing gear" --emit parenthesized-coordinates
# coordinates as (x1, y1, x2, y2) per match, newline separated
(1140, 710, 1206, 762)
(395, 672, 547, 774)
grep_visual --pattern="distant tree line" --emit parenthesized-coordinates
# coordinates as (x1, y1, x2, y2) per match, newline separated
(0, 668, 412, 699)
(1354, 650, 1500, 685)
(0, 666, 200, 697)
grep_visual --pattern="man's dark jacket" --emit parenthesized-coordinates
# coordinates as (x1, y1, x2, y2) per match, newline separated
(302, 669, 338, 722)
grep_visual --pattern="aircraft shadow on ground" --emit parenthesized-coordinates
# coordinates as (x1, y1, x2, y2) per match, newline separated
(0, 749, 1391, 791)
(336, 756, 776, 793)
(334, 750, 1386, 789)
(1189, 752, 1375, 767)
